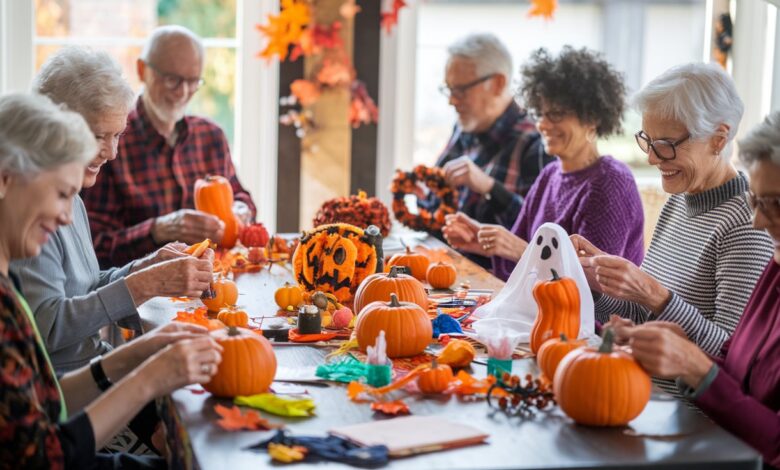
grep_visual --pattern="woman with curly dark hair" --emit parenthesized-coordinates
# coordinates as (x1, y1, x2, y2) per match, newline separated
(444, 46, 644, 280)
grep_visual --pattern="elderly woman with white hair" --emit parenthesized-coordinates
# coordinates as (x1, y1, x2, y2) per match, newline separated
(617, 111, 780, 468)
(0, 92, 222, 468)
(572, 63, 773, 396)
(10, 47, 215, 374)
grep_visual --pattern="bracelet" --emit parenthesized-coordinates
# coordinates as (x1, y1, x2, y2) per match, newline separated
(89, 356, 113, 392)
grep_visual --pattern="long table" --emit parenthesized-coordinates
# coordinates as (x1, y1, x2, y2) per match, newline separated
(139, 236, 761, 470)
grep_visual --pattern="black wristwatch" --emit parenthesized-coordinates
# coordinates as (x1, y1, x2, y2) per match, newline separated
(89, 356, 113, 391)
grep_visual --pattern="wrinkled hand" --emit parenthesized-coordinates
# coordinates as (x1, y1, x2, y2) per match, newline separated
(442, 156, 494, 194)
(127, 323, 211, 370)
(623, 324, 712, 388)
(131, 242, 189, 272)
(125, 256, 214, 305)
(603, 314, 635, 345)
(477, 224, 527, 262)
(570, 234, 605, 290)
(152, 209, 225, 245)
(583, 255, 671, 314)
(442, 212, 485, 255)
(145, 336, 223, 396)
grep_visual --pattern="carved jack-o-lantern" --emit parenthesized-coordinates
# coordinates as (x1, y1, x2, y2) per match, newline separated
(292, 223, 378, 303)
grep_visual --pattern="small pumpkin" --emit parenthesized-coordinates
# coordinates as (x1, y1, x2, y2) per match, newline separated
(554, 329, 651, 427)
(332, 306, 354, 329)
(530, 269, 580, 354)
(536, 333, 586, 382)
(387, 246, 430, 282)
(239, 222, 270, 248)
(247, 246, 265, 264)
(203, 326, 277, 397)
(202, 277, 239, 312)
(356, 293, 432, 358)
(436, 339, 476, 368)
(217, 307, 249, 328)
(417, 360, 454, 394)
(353, 266, 428, 315)
(194, 175, 242, 248)
(184, 238, 211, 258)
(274, 282, 304, 312)
(426, 262, 457, 289)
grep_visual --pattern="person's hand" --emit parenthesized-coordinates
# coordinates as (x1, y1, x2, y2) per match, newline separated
(442, 212, 485, 255)
(111, 323, 212, 376)
(476, 224, 528, 262)
(583, 255, 671, 314)
(125, 256, 214, 305)
(130, 242, 189, 272)
(570, 234, 605, 290)
(151, 209, 225, 245)
(603, 314, 635, 345)
(232, 201, 253, 226)
(442, 156, 495, 195)
(622, 324, 713, 389)
(143, 336, 223, 396)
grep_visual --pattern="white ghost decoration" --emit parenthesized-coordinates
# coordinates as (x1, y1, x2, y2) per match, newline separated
(472, 223, 595, 342)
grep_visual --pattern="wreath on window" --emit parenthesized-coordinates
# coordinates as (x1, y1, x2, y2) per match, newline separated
(390, 165, 458, 233)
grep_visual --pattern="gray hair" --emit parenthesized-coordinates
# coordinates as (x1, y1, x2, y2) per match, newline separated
(141, 25, 204, 65)
(0, 93, 96, 176)
(447, 33, 513, 87)
(738, 111, 780, 167)
(633, 62, 743, 156)
(33, 47, 135, 124)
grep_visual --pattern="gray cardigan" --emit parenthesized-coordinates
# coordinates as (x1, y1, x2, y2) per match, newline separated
(10, 195, 138, 372)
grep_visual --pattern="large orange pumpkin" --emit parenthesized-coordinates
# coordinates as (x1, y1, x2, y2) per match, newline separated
(387, 246, 430, 282)
(417, 360, 453, 394)
(554, 329, 651, 426)
(194, 175, 241, 248)
(426, 262, 457, 289)
(536, 333, 585, 382)
(530, 269, 580, 354)
(353, 266, 428, 315)
(355, 293, 432, 358)
(203, 326, 277, 397)
(202, 277, 239, 312)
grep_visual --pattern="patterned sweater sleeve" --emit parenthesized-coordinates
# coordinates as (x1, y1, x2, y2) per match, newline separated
(594, 294, 652, 326)
(654, 224, 772, 355)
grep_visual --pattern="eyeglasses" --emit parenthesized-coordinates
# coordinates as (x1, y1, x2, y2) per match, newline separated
(747, 191, 780, 219)
(145, 61, 204, 91)
(529, 108, 569, 124)
(438, 74, 496, 99)
(635, 130, 691, 161)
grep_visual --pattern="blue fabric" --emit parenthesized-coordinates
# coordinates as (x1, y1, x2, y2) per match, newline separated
(432, 313, 463, 337)
(248, 429, 389, 468)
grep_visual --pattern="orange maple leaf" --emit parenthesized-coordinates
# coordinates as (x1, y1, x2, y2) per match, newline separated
(214, 404, 281, 431)
(371, 400, 410, 415)
(527, 0, 557, 20)
(347, 381, 368, 402)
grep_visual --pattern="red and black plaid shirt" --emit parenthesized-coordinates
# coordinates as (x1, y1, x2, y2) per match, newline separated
(82, 97, 256, 268)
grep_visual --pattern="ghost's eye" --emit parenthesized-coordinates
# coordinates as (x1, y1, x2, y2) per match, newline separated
(552, 237, 558, 249)
(536, 236, 543, 245)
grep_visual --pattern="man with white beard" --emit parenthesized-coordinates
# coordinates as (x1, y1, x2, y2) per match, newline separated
(82, 25, 256, 267)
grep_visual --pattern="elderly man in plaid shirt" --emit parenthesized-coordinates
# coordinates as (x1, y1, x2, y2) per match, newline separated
(82, 26, 256, 268)
(431, 33, 553, 269)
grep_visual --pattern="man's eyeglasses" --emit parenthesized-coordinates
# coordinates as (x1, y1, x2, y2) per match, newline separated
(747, 191, 780, 219)
(529, 108, 569, 124)
(438, 74, 496, 99)
(145, 61, 204, 91)
(635, 130, 690, 161)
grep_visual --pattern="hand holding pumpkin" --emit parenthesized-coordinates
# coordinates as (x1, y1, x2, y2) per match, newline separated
(584, 254, 672, 314)
(477, 224, 528, 261)
(125, 256, 214, 305)
(151, 209, 225, 245)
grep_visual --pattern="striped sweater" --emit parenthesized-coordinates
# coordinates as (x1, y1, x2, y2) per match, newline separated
(595, 173, 773, 393)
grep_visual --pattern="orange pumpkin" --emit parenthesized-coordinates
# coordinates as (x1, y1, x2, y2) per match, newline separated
(417, 360, 453, 394)
(530, 269, 580, 354)
(387, 246, 430, 282)
(554, 329, 651, 426)
(353, 266, 428, 315)
(202, 277, 239, 312)
(203, 326, 277, 397)
(536, 333, 585, 382)
(356, 293, 432, 358)
(274, 282, 304, 312)
(239, 222, 270, 248)
(436, 339, 476, 368)
(426, 262, 457, 289)
(217, 307, 249, 328)
(194, 175, 241, 248)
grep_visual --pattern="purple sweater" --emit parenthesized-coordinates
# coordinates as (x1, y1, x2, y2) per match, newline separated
(695, 259, 780, 468)
(493, 156, 644, 280)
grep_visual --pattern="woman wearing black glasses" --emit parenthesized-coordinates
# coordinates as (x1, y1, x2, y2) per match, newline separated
(572, 63, 773, 398)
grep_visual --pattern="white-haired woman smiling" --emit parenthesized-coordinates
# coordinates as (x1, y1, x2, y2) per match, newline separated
(571, 63, 773, 397)
(0, 93, 222, 468)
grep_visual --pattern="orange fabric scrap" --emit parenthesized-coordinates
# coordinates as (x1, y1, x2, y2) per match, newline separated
(268, 443, 308, 463)
(288, 328, 338, 343)
(169, 297, 192, 303)
(214, 404, 281, 431)
(451, 370, 508, 397)
(174, 308, 225, 331)
(371, 400, 410, 416)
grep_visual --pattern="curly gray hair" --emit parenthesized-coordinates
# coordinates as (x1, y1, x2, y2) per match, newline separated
(738, 111, 780, 167)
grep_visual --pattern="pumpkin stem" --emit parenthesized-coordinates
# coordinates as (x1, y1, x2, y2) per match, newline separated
(598, 328, 615, 353)
(560, 333, 568, 342)
(388, 293, 402, 307)
(388, 266, 404, 278)
(430, 358, 438, 369)
(405, 246, 412, 255)
(227, 326, 240, 336)
(551, 269, 561, 281)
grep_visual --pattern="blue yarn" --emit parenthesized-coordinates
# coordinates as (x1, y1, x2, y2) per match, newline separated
(431, 312, 463, 337)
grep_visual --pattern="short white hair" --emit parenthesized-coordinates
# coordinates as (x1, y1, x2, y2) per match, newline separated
(0, 93, 96, 176)
(633, 62, 743, 156)
(447, 33, 513, 85)
(34, 47, 135, 124)
(738, 110, 780, 167)
(141, 25, 204, 64)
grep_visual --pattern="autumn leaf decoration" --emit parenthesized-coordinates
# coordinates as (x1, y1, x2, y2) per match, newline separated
(527, 0, 557, 20)
(256, 0, 311, 61)
(214, 404, 282, 432)
(381, 0, 408, 34)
